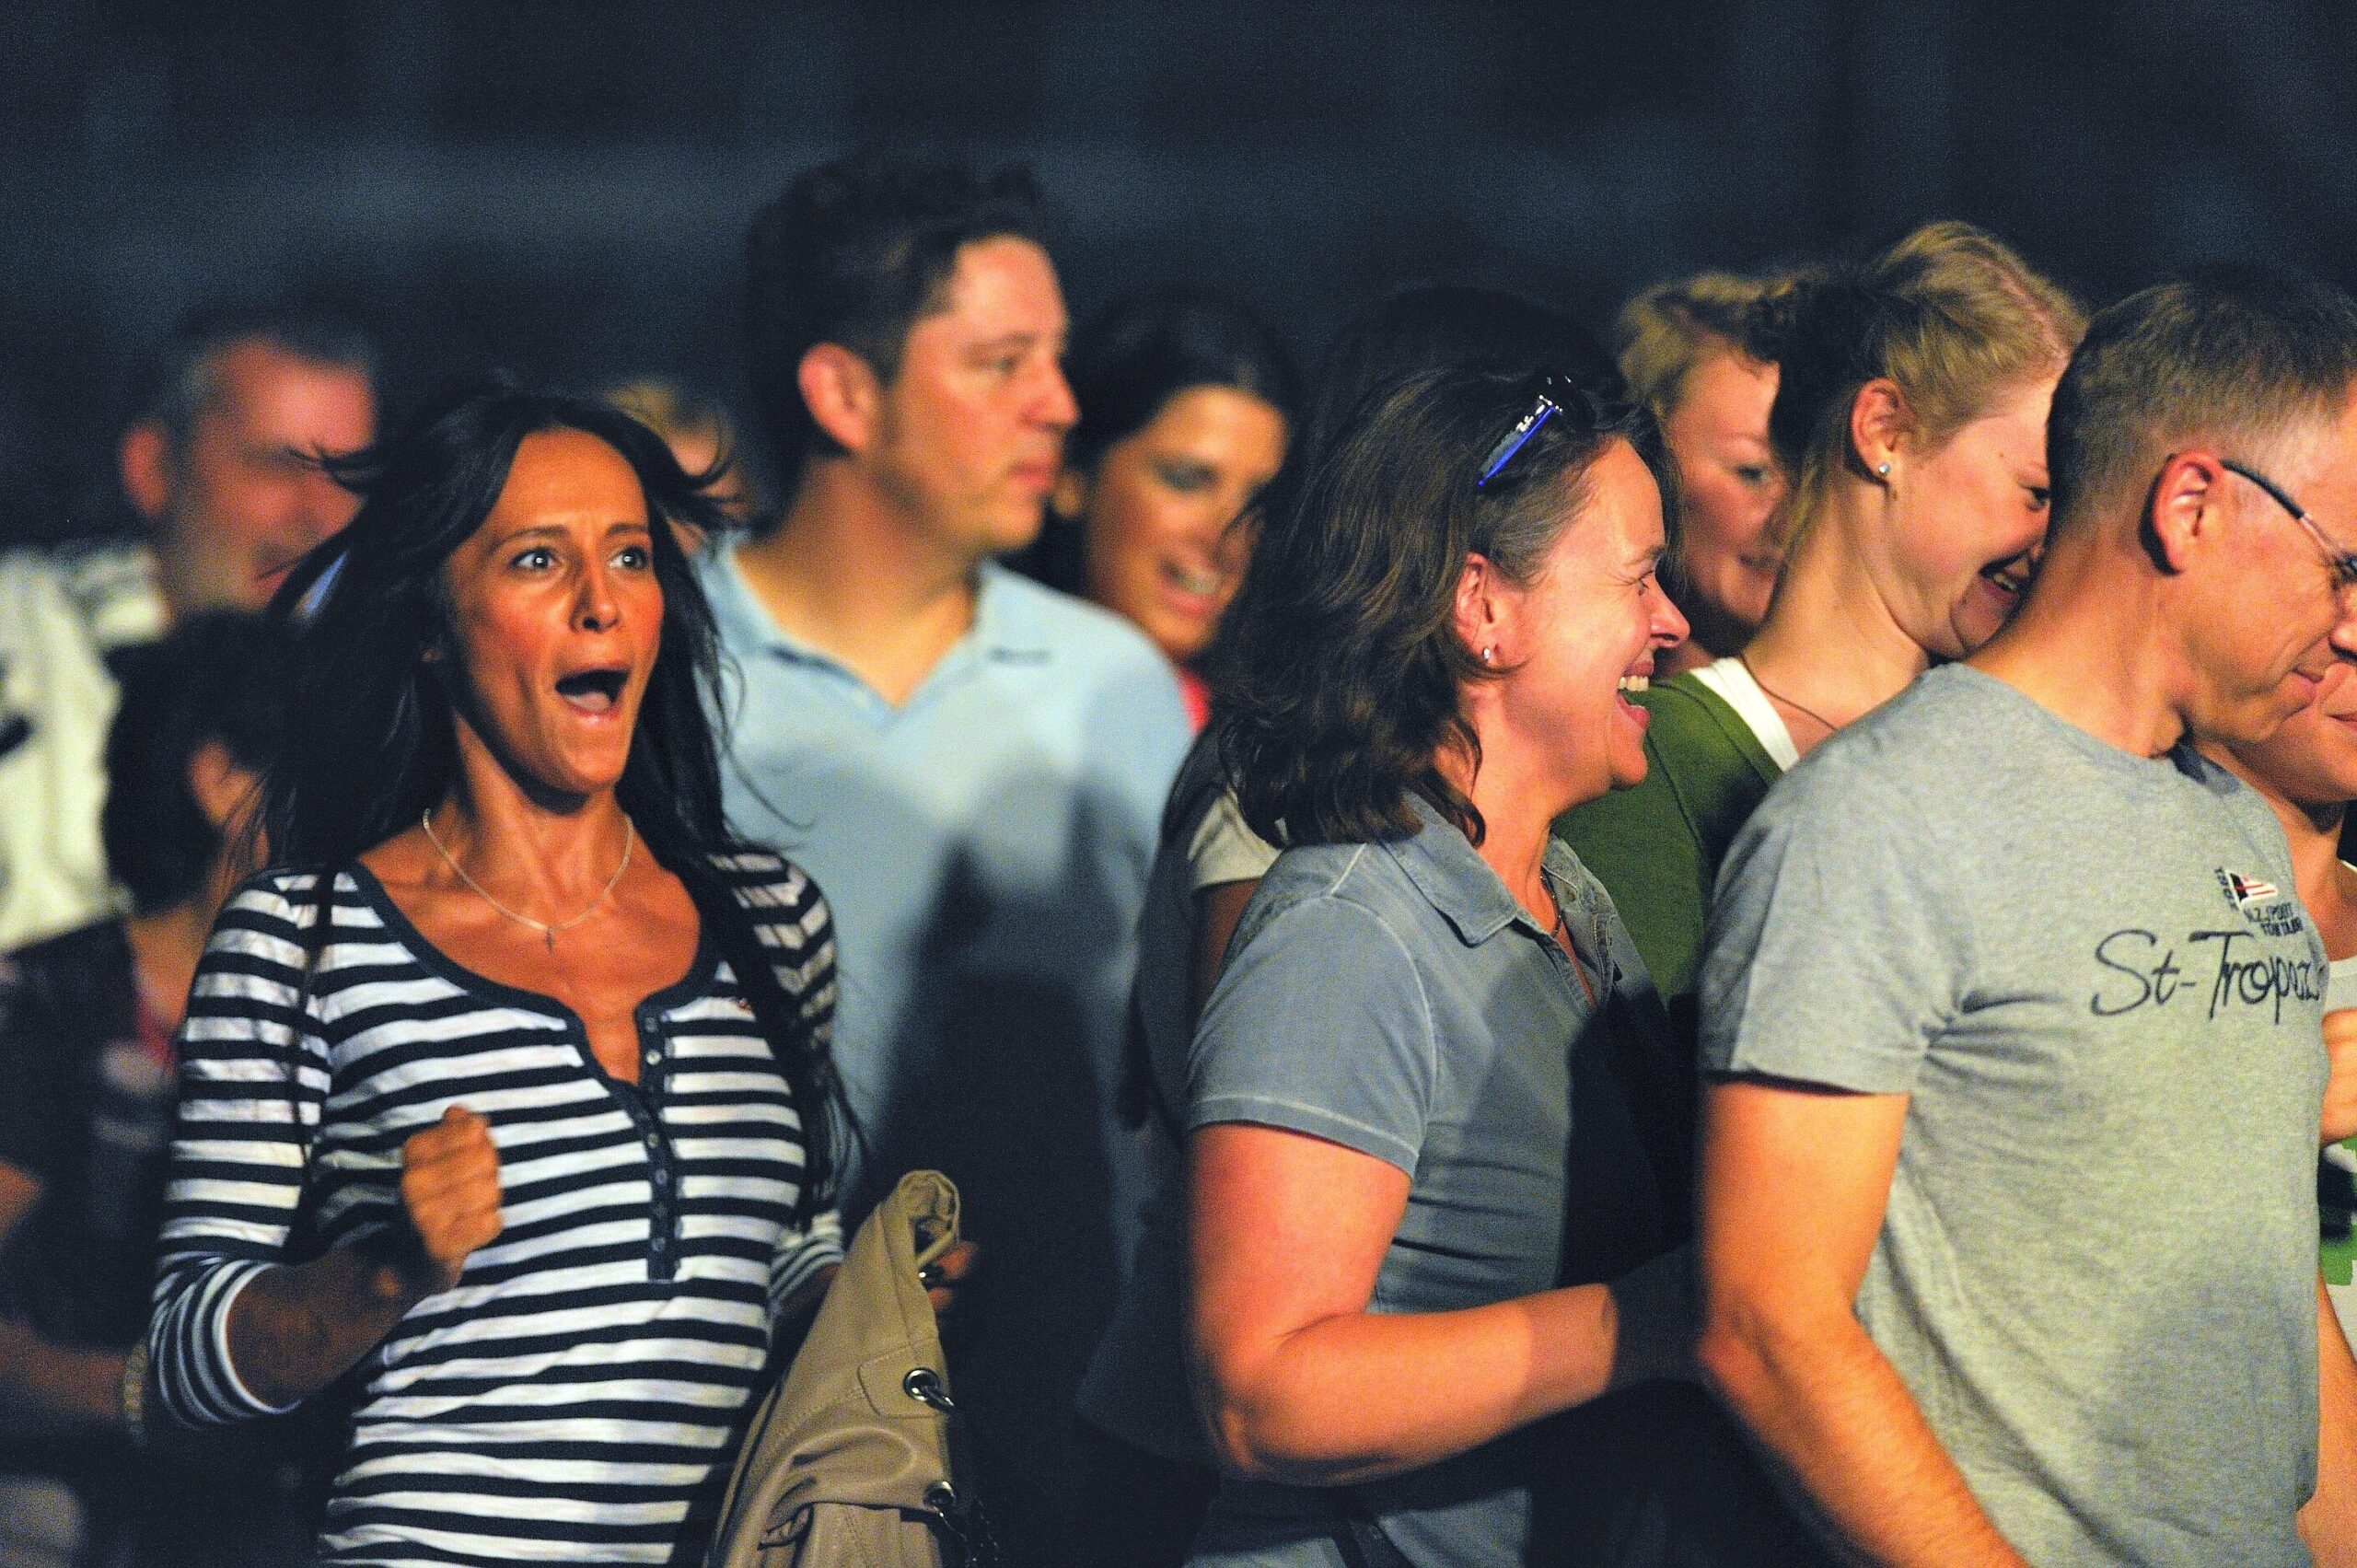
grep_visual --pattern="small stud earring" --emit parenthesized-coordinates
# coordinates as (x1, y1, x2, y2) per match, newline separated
(1876, 462, 1891, 477)
(1480, 645, 1495, 666)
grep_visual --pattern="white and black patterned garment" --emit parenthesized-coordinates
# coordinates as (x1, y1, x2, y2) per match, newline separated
(150, 851, 844, 1566)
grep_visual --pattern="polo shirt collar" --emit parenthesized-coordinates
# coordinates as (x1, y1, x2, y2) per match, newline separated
(709, 547, 1054, 669)
(969, 560, 1056, 660)
(1387, 790, 1579, 947)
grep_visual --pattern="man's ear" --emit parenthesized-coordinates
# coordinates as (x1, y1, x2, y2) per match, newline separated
(120, 421, 175, 525)
(2145, 451, 2221, 576)
(796, 343, 885, 459)
(1849, 378, 1913, 482)
(186, 742, 259, 835)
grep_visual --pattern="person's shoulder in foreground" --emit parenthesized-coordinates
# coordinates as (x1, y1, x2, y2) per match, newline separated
(1698, 660, 2163, 1086)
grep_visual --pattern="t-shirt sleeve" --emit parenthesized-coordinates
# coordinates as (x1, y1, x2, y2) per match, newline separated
(1187, 890, 1435, 1174)
(1187, 788, 1279, 892)
(1699, 764, 1963, 1094)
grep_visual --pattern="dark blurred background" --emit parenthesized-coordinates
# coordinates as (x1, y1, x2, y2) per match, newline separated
(1, 0, 2345, 544)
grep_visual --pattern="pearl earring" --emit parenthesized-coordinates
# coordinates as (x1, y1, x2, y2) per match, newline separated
(1480, 645, 1495, 666)
(1876, 462, 1891, 477)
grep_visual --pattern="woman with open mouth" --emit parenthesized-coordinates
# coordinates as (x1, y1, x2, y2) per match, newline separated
(140, 380, 968, 1565)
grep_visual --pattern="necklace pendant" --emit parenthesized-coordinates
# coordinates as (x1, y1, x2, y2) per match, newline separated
(545, 928, 556, 953)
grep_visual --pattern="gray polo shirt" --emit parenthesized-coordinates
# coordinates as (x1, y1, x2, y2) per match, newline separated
(1170, 793, 1667, 1568)
(1702, 665, 2327, 1566)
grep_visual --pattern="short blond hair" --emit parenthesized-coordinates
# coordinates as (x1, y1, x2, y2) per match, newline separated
(1611, 270, 1794, 419)
(1769, 222, 2083, 547)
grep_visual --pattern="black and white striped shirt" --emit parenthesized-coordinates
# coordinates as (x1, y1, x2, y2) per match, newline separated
(151, 850, 843, 1565)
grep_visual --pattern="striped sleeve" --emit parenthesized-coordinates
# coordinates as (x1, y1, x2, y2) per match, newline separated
(772, 1206, 846, 1318)
(717, 851, 848, 1312)
(149, 872, 332, 1424)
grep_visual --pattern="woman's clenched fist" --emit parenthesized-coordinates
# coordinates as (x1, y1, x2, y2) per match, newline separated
(398, 1105, 505, 1295)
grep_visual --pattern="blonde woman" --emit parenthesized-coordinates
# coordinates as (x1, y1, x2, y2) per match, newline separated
(1613, 271, 1805, 679)
(1560, 222, 2083, 1055)
(1547, 224, 2079, 1560)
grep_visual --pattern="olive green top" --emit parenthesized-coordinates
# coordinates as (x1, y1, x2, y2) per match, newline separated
(1553, 669, 1786, 1062)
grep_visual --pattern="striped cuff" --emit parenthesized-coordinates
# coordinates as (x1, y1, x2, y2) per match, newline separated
(152, 1260, 304, 1424)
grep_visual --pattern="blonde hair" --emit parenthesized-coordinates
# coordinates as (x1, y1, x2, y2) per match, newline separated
(599, 376, 762, 522)
(601, 377, 731, 452)
(1768, 221, 2083, 548)
(1611, 271, 1784, 420)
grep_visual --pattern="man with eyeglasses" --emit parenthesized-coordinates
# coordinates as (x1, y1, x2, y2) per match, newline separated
(1694, 265, 2357, 1566)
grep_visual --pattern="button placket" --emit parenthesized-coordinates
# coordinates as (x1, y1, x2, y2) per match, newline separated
(631, 1006, 679, 1281)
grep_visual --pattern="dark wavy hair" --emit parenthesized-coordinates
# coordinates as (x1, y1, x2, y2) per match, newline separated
(1232, 286, 1617, 611)
(1217, 366, 1674, 849)
(260, 377, 843, 1216)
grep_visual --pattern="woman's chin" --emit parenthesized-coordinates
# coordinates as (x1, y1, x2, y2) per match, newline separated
(511, 753, 631, 804)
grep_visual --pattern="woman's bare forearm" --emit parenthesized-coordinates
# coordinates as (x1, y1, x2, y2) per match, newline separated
(225, 1246, 431, 1411)
(1201, 1279, 1632, 1485)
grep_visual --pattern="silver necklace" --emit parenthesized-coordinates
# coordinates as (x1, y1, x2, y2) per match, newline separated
(419, 809, 634, 951)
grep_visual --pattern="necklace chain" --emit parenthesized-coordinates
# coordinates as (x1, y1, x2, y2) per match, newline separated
(1738, 653, 1846, 737)
(420, 809, 634, 951)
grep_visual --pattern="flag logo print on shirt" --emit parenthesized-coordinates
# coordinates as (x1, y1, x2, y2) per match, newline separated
(2217, 868, 2306, 938)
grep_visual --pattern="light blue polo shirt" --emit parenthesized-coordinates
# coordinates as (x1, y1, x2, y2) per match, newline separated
(699, 544, 1191, 1490)
(1102, 792, 1675, 1568)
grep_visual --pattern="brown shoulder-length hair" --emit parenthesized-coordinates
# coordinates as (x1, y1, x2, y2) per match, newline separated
(1213, 365, 1674, 849)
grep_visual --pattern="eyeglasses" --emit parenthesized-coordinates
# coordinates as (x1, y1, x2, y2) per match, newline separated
(2218, 457, 2357, 594)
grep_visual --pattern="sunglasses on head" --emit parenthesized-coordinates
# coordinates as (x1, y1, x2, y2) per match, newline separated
(1474, 373, 1631, 489)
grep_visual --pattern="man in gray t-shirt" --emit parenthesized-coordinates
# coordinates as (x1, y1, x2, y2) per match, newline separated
(1708, 666, 2326, 1561)
(1695, 269, 2357, 1567)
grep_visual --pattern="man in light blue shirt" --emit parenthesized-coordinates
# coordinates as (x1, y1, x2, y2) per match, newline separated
(708, 148, 1191, 1561)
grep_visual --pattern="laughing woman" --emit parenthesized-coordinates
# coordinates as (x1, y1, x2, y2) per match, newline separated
(1559, 221, 2084, 1060)
(1089, 366, 1697, 1567)
(145, 383, 870, 1564)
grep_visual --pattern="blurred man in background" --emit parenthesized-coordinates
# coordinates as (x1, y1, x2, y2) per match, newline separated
(0, 298, 375, 953)
(703, 147, 1191, 1562)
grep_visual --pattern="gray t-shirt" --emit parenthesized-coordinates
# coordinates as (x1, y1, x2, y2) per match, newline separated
(1702, 664, 2328, 1566)
(1148, 794, 1665, 1568)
